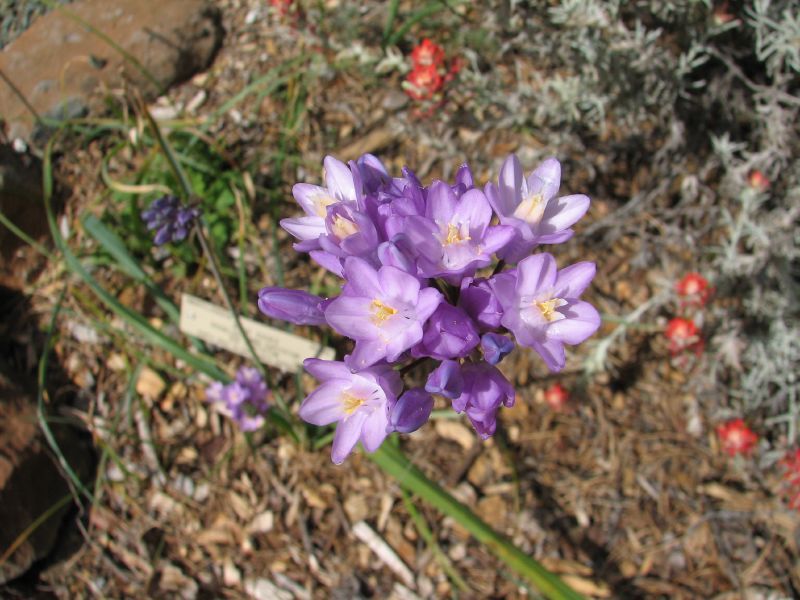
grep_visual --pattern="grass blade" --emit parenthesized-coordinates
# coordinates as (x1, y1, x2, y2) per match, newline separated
(385, 2, 447, 47)
(81, 213, 180, 324)
(37, 287, 94, 505)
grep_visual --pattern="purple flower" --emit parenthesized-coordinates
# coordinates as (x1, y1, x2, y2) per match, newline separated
(412, 303, 479, 360)
(403, 182, 515, 281)
(459, 277, 504, 330)
(425, 359, 463, 399)
(206, 366, 271, 431)
(356, 153, 392, 196)
(324, 257, 443, 369)
(452, 163, 475, 196)
(480, 333, 515, 365)
(491, 253, 600, 372)
(485, 155, 590, 262)
(452, 361, 515, 439)
(141, 195, 200, 245)
(388, 388, 434, 434)
(318, 202, 380, 261)
(299, 358, 402, 464)
(257, 287, 327, 325)
(280, 156, 359, 252)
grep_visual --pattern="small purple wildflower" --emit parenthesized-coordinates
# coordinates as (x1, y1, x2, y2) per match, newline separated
(403, 182, 515, 281)
(485, 155, 590, 263)
(452, 361, 515, 439)
(324, 257, 442, 369)
(492, 253, 600, 372)
(206, 366, 271, 431)
(280, 156, 360, 252)
(299, 358, 402, 464)
(141, 195, 200, 245)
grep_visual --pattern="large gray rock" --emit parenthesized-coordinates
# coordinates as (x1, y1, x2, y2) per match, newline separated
(0, 0, 223, 144)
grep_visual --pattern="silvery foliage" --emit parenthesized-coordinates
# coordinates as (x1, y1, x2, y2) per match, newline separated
(458, 1, 799, 438)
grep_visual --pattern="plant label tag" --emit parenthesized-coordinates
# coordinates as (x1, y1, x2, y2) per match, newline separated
(179, 293, 334, 372)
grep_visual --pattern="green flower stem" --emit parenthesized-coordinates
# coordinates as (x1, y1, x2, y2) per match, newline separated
(369, 442, 585, 600)
(194, 223, 267, 379)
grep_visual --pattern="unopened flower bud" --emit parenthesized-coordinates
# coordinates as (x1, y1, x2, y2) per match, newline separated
(257, 287, 327, 325)
(388, 388, 434, 434)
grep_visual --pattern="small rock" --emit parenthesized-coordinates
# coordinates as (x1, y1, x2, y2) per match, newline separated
(476, 495, 507, 528)
(448, 542, 467, 561)
(344, 494, 369, 523)
(136, 367, 166, 399)
(248, 510, 274, 534)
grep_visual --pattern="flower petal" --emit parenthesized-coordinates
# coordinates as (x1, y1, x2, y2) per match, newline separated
(427, 180, 458, 224)
(540, 193, 589, 233)
(455, 188, 492, 237)
(361, 407, 390, 451)
(324, 156, 356, 202)
(516, 253, 558, 297)
(303, 358, 352, 382)
(527, 157, 561, 201)
(547, 300, 601, 344)
(280, 215, 325, 241)
(299, 381, 348, 426)
(555, 261, 596, 299)
(531, 337, 566, 372)
(325, 295, 380, 339)
(331, 411, 368, 464)
(379, 265, 420, 306)
(342, 257, 383, 298)
(495, 154, 523, 217)
(348, 339, 388, 370)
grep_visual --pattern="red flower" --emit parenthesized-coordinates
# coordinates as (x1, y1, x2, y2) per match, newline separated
(544, 383, 569, 412)
(675, 272, 712, 307)
(665, 317, 703, 355)
(716, 418, 758, 456)
(411, 38, 445, 68)
(404, 64, 443, 100)
(748, 170, 769, 192)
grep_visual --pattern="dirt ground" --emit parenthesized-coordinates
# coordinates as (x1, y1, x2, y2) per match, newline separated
(2, 1, 799, 598)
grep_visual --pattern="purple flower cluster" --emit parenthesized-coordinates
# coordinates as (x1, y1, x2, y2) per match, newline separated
(260, 154, 600, 463)
(206, 366, 271, 431)
(141, 195, 200, 245)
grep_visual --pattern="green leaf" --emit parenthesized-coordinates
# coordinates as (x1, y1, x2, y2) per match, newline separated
(369, 442, 586, 600)
(81, 213, 180, 324)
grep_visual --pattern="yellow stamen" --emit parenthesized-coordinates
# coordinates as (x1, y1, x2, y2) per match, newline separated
(331, 214, 358, 239)
(513, 192, 545, 225)
(313, 193, 337, 217)
(536, 298, 566, 321)
(370, 299, 397, 325)
(341, 392, 364, 415)
(444, 223, 470, 245)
